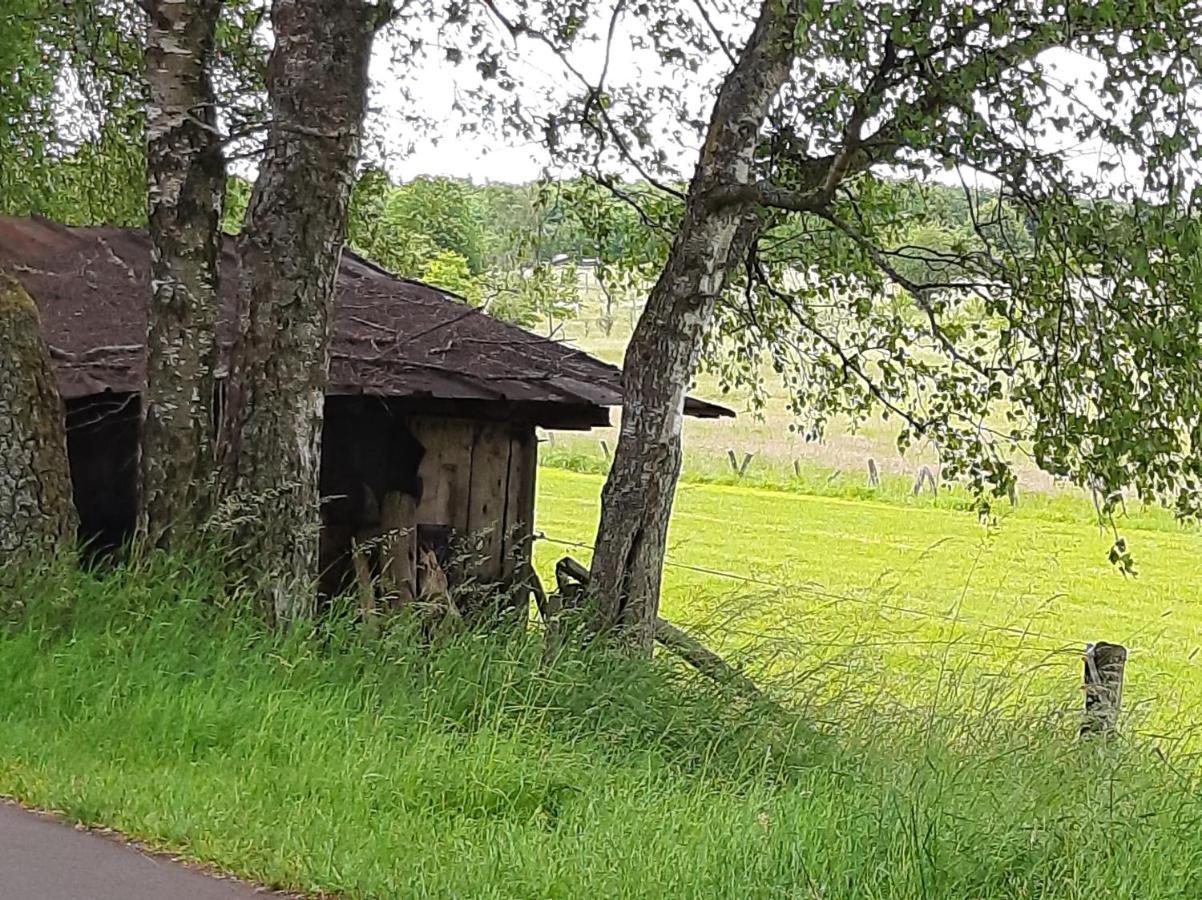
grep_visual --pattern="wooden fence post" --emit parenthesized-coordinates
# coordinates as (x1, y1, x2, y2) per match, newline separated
(727, 449, 754, 478)
(1081, 641, 1127, 735)
(738, 452, 754, 477)
(867, 458, 880, 486)
(912, 465, 937, 496)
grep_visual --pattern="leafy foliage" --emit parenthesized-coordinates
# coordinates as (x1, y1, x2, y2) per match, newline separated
(0, 0, 59, 212)
(420, 248, 482, 302)
(484, 261, 580, 330)
(447, 0, 1202, 559)
(221, 175, 252, 234)
(348, 170, 487, 274)
(343, 170, 584, 329)
(0, 1, 144, 223)
(0, 0, 268, 227)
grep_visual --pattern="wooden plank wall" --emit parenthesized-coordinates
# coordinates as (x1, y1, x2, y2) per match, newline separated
(503, 429, 537, 578)
(408, 416, 538, 584)
(467, 424, 510, 578)
(409, 417, 473, 533)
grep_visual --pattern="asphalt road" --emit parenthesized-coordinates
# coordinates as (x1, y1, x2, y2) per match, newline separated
(0, 801, 276, 899)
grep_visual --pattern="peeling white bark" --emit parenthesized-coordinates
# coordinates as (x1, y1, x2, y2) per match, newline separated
(140, 0, 225, 547)
(589, 0, 802, 646)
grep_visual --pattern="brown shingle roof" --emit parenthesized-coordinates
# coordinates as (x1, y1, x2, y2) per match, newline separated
(0, 216, 731, 422)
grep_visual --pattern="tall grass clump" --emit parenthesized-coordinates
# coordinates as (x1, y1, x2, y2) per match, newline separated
(0, 553, 1200, 898)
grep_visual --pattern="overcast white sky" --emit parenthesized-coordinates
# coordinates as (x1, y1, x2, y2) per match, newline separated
(363, 8, 720, 185)
(361, 10, 1146, 196)
(365, 52, 553, 183)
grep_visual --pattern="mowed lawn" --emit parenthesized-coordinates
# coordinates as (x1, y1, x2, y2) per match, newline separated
(534, 468, 1202, 735)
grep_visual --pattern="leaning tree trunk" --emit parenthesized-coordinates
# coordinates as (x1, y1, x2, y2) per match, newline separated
(139, 0, 226, 548)
(588, 1, 800, 648)
(0, 272, 77, 563)
(218, 0, 380, 623)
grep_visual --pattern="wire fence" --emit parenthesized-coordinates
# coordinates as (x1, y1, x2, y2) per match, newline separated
(534, 531, 1102, 657)
(531, 531, 1202, 745)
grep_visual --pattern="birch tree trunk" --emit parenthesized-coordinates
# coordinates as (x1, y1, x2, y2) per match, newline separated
(0, 272, 77, 563)
(219, 0, 381, 623)
(588, 1, 800, 648)
(140, 0, 225, 548)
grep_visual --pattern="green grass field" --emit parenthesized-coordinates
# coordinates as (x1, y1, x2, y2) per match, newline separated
(2, 553, 1202, 898)
(534, 467, 1202, 737)
(542, 297, 1202, 736)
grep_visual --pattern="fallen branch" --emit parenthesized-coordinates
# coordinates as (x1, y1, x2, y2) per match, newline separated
(653, 617, 766, 700)
(550, 555, 768, 701)
(522, 564, 562, 663)
(48, 343, 142, 363)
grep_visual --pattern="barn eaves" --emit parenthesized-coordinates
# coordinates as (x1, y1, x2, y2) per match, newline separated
(0, 215, 733, 428)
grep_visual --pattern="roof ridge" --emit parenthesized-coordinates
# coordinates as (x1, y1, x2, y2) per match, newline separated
(1, 215, 731, 419)
(337, 246, 617, 365)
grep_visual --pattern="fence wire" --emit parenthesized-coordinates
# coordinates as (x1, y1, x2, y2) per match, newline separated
(534, 531, 1101, 656)
(532, 532, 1202, 746)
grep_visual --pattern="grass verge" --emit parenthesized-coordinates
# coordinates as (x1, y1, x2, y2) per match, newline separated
(1, 555, 1201, 897)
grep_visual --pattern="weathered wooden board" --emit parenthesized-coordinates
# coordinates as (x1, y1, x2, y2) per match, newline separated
(409, 417, 473, 532)
(350, 535, 375, 622)
(467, 423, 512, 580)
(380, 490, 417, 605)
(407, 416, 540, 590)
(502, 427, 537, 578)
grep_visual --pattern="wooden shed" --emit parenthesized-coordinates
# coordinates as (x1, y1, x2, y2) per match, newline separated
(0, 215, 730, 604)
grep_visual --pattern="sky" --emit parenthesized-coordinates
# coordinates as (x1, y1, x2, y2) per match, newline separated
(192, 0, 1192, 203)
(360, 8, 1143, 196)
(364, 6, 721, 185)
(365, 51, 554, 183)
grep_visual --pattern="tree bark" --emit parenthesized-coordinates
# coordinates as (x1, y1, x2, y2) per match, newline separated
(139, 0, 226, 548)
(588, 1, 800, 648)
(0, 272, 77, 563)
(218, 0, 380, 623)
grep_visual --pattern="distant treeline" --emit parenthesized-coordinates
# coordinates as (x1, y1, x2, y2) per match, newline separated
(3, 139, 1032, 319)
(225, 168, 1029, 288)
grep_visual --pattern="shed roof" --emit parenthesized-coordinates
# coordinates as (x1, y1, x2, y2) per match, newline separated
(0, 215, 732, 426)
